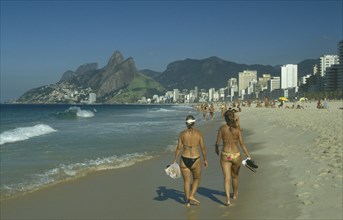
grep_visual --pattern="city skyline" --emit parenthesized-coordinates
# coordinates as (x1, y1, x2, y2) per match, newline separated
(1, 0, 342, 102)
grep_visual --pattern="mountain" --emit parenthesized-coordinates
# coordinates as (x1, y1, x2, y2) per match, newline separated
(154, 56, 278, 90)
(17, 51, 166, 103)
(139, 69, 162, 79)
(150, 57, 317, 90)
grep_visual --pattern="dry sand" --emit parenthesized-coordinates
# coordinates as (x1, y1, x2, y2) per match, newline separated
(1, 100, 342, 219)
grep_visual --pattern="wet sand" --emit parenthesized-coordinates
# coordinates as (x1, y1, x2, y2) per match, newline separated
(1, 100, 342, 219)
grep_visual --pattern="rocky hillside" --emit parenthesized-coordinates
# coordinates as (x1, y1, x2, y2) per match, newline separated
(17, 51, 166, 103)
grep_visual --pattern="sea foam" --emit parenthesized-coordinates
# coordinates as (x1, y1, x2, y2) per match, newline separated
(0, 124, 57, 145)
(52, 106, 95, 119)
(0, 152, 154, 199)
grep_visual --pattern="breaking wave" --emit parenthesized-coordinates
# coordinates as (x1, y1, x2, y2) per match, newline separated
(0, 124, 57, 145)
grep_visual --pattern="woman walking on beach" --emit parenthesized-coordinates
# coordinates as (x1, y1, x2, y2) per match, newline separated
(215, 110, 252, 206)
(173, 115, 208, 207)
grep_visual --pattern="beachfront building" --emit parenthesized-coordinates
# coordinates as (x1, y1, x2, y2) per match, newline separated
(320, 55, 339, 77)
(227, 78, 238, 101)
(281, 64, 298, 89)
(88, 93, 96, 104)
(194, 86, 199, 100)
(227, 78, 238, 100)
(173, 89, 179, 103)
(208, 88, 215, 102)
(219, 88, 226, 101)
(268, 77, 280, 92)
(247, 79, 258, 96)
(324, 66, 340, 91)
(238, 70, 257, 97)
(213, 90, 220, 102)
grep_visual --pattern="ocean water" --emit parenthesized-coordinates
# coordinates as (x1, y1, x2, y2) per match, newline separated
(0, 104, 197, 199)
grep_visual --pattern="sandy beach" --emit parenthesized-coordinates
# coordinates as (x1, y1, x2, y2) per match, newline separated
(1, 100, 342, 219)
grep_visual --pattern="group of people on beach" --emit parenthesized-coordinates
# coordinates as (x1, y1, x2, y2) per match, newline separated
(172, 106, 252, 207)
(196, 101, 242, 121)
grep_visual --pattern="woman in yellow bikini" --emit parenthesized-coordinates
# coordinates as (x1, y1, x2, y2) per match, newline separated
(173, 115, 208, 207)
(215, 110, 252, 206)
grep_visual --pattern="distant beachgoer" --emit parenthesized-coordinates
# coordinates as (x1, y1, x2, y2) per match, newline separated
(317, 99, 322, 109)
(173, 115, 208, 207)
(215, 110, 252, 206)
(264, 96, 269, 108)
(201, 103, 208, 121)
(221, 103, 227, 118)
(209, 103, 215, 120)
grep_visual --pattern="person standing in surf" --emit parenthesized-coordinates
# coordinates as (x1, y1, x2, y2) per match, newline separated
(173, 115, 208, 207)
(215, 110, 252, 206)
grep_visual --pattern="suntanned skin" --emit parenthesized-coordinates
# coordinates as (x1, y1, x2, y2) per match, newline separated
(173, 124, 208, 207)
(215, 122, 251, 206)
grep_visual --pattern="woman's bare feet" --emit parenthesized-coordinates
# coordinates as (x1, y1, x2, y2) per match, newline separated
(189, 196, 200, 205)
(226, 199, 231, 206)
(233, 192, 238, 199)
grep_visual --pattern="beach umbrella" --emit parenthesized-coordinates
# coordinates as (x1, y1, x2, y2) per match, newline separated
(299, 97, 308, 101)
(279, 97, 288, 101)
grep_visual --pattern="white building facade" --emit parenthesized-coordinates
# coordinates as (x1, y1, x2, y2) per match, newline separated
(320, 55, 339, 77)
(238, 70, 257, 96)
(281, 64, 298, 89)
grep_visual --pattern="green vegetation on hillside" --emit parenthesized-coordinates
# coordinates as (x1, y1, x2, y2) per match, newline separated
(107, 73, 166, 103)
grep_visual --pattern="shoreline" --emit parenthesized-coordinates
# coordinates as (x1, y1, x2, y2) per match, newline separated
(1, 104, 342, 219)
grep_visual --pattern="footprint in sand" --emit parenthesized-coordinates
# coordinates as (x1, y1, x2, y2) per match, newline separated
(302, 200, 314, 205)
(294, 181, 305, 186)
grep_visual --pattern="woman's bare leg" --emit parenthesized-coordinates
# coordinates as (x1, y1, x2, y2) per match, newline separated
(231, 163, 241, 199)
(180, 163, 191, 206)
(220, 158, 232, 205)
(189, 160, 201, 204)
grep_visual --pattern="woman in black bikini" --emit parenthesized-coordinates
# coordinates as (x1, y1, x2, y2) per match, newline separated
(173, 115, 208, 207)
(215, 110, 252, 206)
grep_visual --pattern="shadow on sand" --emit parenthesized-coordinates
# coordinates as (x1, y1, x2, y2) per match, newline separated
(154, 186, 228, 206)
(154, 186, 185, 204)
(197, 187, 227, 205)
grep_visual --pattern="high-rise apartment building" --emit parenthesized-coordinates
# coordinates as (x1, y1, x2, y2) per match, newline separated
(238, 70, 257, 96)
(281, 64, 298, 89)
(320, 55, 339, 77)
(194, 86, 198, 99)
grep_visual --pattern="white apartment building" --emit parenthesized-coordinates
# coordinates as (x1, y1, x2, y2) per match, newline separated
(281, 64, 298, 89)
(173, 89, 179, 102)
(89, 93, 96, 103)
(238, 70, 257, 96)
(208, 88, 215, 102)
(320, 55, 339, 76)
(227, 78, 238, 98)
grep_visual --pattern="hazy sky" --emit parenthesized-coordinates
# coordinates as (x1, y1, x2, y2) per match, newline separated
(1, 0, 342, 102)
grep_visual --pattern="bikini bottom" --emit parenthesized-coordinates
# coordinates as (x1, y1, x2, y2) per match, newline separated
(181, 156, 200, 169)
(221, 151, 241, 162)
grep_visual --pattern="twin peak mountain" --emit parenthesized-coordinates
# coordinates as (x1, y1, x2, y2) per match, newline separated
(18, 51, 316, 103)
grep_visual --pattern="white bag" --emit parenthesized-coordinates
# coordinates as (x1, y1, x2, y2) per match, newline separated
(164, 163, 181, 179)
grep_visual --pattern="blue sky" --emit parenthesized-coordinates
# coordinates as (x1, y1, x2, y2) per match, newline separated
(1, 0, 342, 102)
